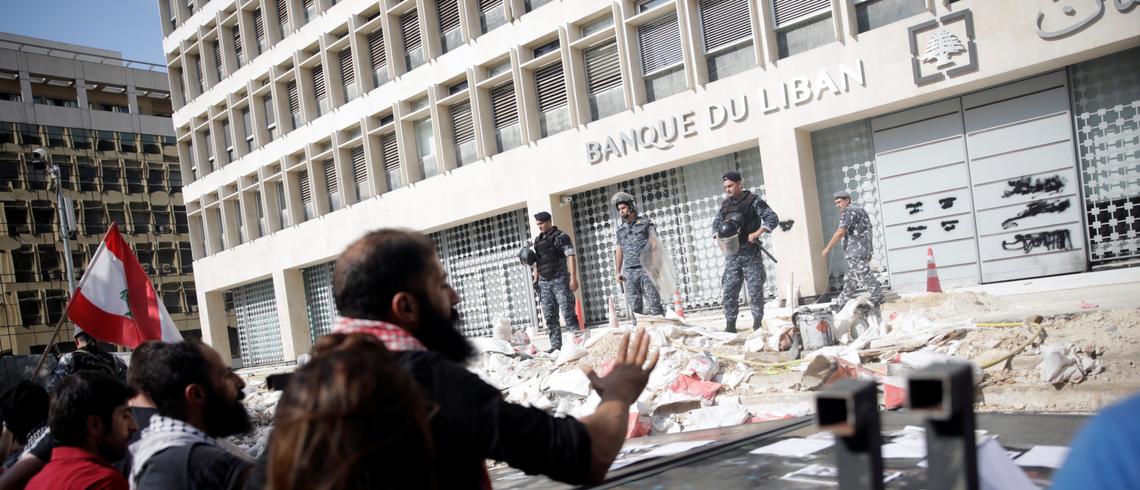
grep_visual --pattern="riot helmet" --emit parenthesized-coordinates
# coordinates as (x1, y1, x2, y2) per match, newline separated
(519, 245, 537, 266)
(610, 191, 636, 213)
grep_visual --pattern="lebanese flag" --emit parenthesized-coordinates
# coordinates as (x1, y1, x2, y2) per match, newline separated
(66, 222, 183, 348)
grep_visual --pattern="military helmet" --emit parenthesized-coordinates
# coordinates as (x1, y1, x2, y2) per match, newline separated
(611, 191, 636, 212)
(519, 245, 537, 266)
(717, 220, 740, 239)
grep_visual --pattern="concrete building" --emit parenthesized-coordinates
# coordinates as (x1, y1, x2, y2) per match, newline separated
(0, 33, 205, 354)
(160, 0, 1140, 367)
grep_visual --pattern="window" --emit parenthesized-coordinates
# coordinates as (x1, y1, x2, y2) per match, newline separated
(241, 107, 254, 149)
(101, 160, 122, 191)
(168, 163, 183, 193)
(312, 65, 328, 117)
(772, 0, 835, 59)
(45, 126, 67, 147)
(490, 83, 520, 153)
(142, 134, 161, 154)
(78, 160, 98, 191)
(232, 25, 244, 67)
(855, 0, 926, 33)
(18, 291, 42, 326)
(275, 181, 290, 228)
(12, 247, 36, 282)
(222, 120, 234, 162)
(130, 202, 150, 234)
(174, 205, 189, 233)
(479, 0, 506, 34)
(162, 283, 184, 314)
(96, 131, 117, 152)
(523, 0, 554, 13)
(72, 128, 92, 150)
(350, 146, 369, 200)
(5, 201, 29, 235)
(534, 62, 570, 137)
(194, 54, 205, 93)
(106, 203, 126, 230)
(380, 133, 402, 191)
(700, 0, 754, 81)
(148, 163, 165, 191)
(154, 204, 173, 233)
(125, 160, 145, 193)
(438, 0, 462, 53)
(45, 289, 67, 324)
(38, 245, 61, 282)
(253, 8, 267, 53)
(136, 243, 155, 274)
(401, 11, 424, 71)
(303, 0, 317, 23)
(264, 95, 277, 139)
(276, 0, 291, 37)
(414, 118, 436, 179)
(284, 81, 300, 131)
(83, 203, 106, 234)
(298, 170, 314, 221)
(253, 191, 267, 237)
(450, 102, 476, 166)
(179, 242, 194, 273)
(213, 41, 224, 81)
(204, 129, 215, 170)
(638, 12, 686, 102)
(368, 29, 389, 87)
(584, 40, 624, 121)
(20, 124, 42, 145)
(323, 160, 341, 211)
(339, 48, 359, 101)
(31, 200, 54, 235)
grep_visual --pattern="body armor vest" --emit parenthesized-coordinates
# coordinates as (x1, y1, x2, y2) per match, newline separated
(720, 191, 762, 245)
(534, 229, 567, 279)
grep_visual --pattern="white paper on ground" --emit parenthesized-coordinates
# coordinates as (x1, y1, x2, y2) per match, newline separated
(641, 440, 715, 458)
(749, 438, 835, 457)
(544, 369, 592, 398)
(780, 464, 903, 486)
(882, 441, 927, 459)
(686, 404, 751, 431)
(1014, 445, 1070, 469)
(978, 438, 1039, 490)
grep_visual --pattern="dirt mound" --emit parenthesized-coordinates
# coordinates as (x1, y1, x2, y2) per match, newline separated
(884, 291, 1008, 320)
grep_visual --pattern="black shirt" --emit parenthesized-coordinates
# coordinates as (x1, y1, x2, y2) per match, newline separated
(396, 350, 593, 488)
(134, 442, 250, 490)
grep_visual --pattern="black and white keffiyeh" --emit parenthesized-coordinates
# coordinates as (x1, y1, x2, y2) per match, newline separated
(129, 415, 223, 488)
(21, 424, 49, 457)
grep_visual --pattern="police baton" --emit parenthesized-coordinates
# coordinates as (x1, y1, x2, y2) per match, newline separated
(618, 279, 637, 327)
(760, 245, 778, 263)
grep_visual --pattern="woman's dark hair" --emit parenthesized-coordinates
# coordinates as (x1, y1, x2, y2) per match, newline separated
(332, 229, 437, 321)
(267, 333, 436, 490)
(49, 371, 135, 446)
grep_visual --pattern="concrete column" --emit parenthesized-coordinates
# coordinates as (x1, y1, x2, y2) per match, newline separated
(757, 128, 828, 299)
(198, 288, 234, 364)
(272, 268, 312, 361)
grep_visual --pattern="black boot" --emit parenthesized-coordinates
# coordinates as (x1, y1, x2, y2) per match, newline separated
(725, 323, 737, 334)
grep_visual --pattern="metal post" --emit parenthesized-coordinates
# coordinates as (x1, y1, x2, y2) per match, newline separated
(50, 162, 77, 294)
(816, 379, 884, 490)
(907, 363, 978, 490)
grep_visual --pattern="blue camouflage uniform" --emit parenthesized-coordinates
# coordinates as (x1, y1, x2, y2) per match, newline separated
(712, 190, 779, 332)
(533, 227, 579, 350)
(835, 204, 884, 307)
(616, 216, 665, 316)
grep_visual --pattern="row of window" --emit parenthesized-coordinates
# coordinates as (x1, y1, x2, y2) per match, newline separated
(0, 124, 178, 154)
(0, 156, 184, 195)
(0, 70, 174, 117)
(5, 240, 193, 282)
(2, 199, 190, 237)
(5, 278, 197, 328)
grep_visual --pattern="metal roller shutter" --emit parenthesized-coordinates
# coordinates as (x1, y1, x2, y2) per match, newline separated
(491, 83, 518, 129)
(381, 133, 400, 172)
(213, 42, 223, 78)
(286, 81, 299, 118)
(276, 0, 289, 32)
(324, 159, 338, 195)
(351, 146, 367, 186)
(638, 14, 683, 74)
(535, 62, 567, 112)
(585, 40, 621, 94)
(480, 0, 502, 8)
(194, 55, 204, 90)
(232, 26, 243, 63)
(312, 64, 325, 101)
(298, 170, 312, 204)
(253, 9, 265, 44)
(451, 101, 474, 144)
(772, 0, 829, 28)
(701, 0, 752, 51)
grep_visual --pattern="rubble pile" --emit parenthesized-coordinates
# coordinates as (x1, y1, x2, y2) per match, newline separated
(231, 292, 1140, 447)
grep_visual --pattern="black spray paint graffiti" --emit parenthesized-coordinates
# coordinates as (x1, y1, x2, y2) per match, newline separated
(1001, 199, 1072, 229)
(1001, 229, 1072, 254)
(938, 197, 957, 209)
(908, 225, 927, 240)
(1002, 175, 1064, 198)
(941, 220, 959, 231)
(906, 201, 924, 215)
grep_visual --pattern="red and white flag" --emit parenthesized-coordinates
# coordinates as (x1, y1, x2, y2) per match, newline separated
(66, 222, 183, 348)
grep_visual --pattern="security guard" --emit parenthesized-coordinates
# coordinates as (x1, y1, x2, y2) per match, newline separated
(613, 192, 665, 316)
(821, 190, 883, 309)
(531, 211, 580, 352)
(712, 171, 779, 333)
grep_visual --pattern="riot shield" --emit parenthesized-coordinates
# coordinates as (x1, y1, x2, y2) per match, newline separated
(640, 227, 678, 301)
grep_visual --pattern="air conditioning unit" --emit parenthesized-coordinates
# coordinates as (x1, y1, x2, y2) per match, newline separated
(15, 224, 32, 234)
(188, 304, 199, 312)
(161, 264, 173, 274)
(159, 225, 174, 234)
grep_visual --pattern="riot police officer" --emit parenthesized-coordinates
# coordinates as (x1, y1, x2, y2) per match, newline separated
(530, 211, 579, 352)
(613, 192, 665, 316)
(821, 190, 883, 309)
(712, 171, 779, 333)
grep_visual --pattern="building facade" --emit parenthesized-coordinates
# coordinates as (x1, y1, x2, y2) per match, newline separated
(0, 33, 202, 355)
(160, 0, 1140, 366)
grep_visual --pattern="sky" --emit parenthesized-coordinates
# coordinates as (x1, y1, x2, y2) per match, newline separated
(0, 0, 167, 65)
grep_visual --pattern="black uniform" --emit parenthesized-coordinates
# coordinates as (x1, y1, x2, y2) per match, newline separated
(533, 227, 579, 350)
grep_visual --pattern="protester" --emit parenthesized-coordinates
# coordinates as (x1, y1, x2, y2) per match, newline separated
(47, 331, 128, 393)
(26, 372, 137, 490)
(129, 340, 252, 489)
(266, 333, 436, 489)
(1051, 392, 1140, 489)
(0, 381, 50, 489)
(330, 229, 658, 486)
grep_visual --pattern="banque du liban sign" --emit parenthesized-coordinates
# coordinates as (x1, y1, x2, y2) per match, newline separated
(585, 60, 866, 165)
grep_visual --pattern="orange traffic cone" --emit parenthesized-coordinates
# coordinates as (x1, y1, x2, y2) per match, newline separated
(926, 247, 943, 293)
(673, 290, 686, 319)
(607, 295, 619, 328)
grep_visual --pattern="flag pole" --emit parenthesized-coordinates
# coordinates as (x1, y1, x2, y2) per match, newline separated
(30, 226, 112, 382)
